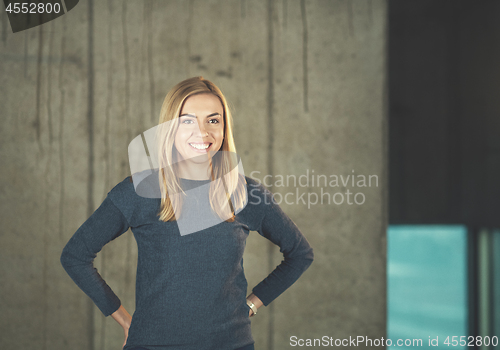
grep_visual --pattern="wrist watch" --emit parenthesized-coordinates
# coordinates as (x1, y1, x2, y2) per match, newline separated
(246, 299, 258, 316)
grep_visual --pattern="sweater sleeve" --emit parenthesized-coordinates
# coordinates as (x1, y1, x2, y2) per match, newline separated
(251, 190, 314, 306)
(60, 195, 130, 316)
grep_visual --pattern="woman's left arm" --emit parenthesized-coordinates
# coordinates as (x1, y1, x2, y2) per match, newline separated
(250, 191, 314, 309)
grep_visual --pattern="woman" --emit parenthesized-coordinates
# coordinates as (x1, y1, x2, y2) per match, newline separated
(61, 77, 314, 350)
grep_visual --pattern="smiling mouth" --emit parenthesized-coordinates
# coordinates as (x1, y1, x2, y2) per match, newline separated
(189, 142, 212, 150)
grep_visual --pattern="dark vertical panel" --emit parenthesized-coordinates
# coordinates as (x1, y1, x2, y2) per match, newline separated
(446, 2, 463, 224)
(458, 1, 500, 228)
(389, 0, 500, 226)
(389, 0, 453, 224)
(388, 0, 405, 222)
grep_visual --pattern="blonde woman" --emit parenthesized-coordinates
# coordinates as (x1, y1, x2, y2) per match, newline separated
(61, 77, 314, 350)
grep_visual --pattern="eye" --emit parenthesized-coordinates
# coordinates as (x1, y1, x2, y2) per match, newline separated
(208, 118, 220, 124)
(181, 118, 195, 124)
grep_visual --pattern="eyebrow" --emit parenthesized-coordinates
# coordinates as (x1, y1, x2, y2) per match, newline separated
(179, 112, 221, 118)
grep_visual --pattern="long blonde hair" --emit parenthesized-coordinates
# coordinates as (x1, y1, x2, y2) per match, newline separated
(155, 76, 246, 222)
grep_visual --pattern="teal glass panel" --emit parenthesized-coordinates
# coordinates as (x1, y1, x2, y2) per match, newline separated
(387, 225, 468, 349)
(493, 230, 500, 349)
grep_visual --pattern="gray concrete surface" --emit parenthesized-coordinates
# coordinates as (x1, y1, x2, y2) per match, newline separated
(0, 1, 387, 349)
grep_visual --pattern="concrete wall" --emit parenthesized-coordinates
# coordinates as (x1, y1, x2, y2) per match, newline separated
(0, 1, 387, 349)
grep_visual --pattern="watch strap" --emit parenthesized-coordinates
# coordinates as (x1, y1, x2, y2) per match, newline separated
(246, 299, 258, 315)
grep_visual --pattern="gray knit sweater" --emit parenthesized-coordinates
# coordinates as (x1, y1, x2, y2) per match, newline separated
(60, 175, 314, 350)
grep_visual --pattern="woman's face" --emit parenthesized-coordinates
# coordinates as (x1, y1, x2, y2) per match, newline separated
(174, 93, 225, 163)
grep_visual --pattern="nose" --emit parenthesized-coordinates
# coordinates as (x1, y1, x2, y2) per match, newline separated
(195, 123, 209, 137)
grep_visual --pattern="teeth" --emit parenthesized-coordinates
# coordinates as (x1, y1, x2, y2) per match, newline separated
(190, 143, 210, 150)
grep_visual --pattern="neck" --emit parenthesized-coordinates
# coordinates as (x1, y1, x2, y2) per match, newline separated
(176, 161, 212, 180)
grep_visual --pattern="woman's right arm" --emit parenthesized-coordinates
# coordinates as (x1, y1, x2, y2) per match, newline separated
(60, 195, 130, 317)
